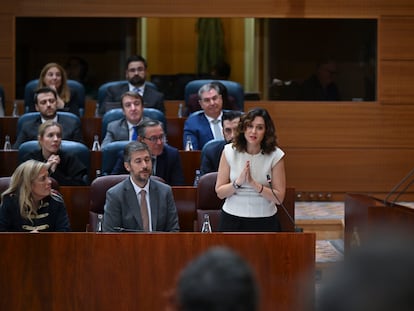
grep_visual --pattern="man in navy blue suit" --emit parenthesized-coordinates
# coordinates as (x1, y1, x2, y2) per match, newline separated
(200, 110, 242, 175)
(112, 119, 185, 186)
(100, 54, 165, 115)
(183, 83, 224, 150)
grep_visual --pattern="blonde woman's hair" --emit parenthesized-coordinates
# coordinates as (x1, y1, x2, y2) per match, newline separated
(1, 160, 50, 221)
(37, 62, 71, 103)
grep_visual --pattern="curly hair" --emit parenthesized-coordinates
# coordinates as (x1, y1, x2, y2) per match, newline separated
(232, 108, 278, 154)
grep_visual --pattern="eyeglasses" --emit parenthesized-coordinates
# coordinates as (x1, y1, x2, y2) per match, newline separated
(143, 134, 166, 143)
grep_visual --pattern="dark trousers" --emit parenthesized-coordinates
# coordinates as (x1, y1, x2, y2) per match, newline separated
(219, 210, 281, 232)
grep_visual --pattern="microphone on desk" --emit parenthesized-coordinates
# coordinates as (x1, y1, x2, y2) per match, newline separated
(266, 174, 297, 231)
(113, 227, 145, 232)
(383, 167, 414, 206)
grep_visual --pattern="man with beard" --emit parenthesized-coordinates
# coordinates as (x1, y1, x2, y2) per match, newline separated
(100, 54, 165, 115)
(13, 87, 84, 148)
(102, 141, 180, 232)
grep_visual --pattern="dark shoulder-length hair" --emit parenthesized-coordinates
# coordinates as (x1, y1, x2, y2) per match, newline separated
(233, 108, 278, 154)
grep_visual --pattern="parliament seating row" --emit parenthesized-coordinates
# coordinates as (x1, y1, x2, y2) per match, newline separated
(0, 149, 201, 186)
(62, 178, 296, 233)
(0, 172, 295, 233)
(0, 114, 186, 151)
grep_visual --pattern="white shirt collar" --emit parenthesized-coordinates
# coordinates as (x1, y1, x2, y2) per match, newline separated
(130, 176, 150, 195)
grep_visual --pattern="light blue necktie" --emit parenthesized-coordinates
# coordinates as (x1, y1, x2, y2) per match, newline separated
(211, 119, 222, 139)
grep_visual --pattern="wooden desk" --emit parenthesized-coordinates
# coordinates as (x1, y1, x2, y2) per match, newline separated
(345, 193, 414, 252)
(172, 186, 197, 232)
(166, 116, 185, 150)
(0, 116, 18, 144)
(0, 150, 18, 176)
(0, 232, 315, 311)
(81, 116, 102, 149)
(90, 150, 102, 180)
(179, 150, 201, 185)
(60, 186, 90, 232)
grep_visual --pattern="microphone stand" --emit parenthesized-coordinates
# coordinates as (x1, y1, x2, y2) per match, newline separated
(113, 227, 145, 232)
(266, 175, 299, 231)
(383, 167, 414, 206)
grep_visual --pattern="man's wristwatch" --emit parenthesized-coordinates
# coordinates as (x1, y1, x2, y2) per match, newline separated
(232, 180, 242, 189)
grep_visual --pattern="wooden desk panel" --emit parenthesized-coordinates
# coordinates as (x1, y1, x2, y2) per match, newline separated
(60, 186, 90, 232)
(166, 116, 185, 150)
(0, 150, 18, 176)
(90, 150, 102, 181)
(172, 186, 196, 232)
(179, 150, 201, 185)
(81, 116, 102, 149)
(0, 233, 315, 311)
(344, 193, 414, 252)
(0, 116, 18, 145)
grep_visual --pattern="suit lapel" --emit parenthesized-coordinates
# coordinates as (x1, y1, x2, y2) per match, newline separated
(148, 180, 159, 230)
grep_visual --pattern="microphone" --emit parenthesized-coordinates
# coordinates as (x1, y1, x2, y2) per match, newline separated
(384, 167, 414, 206)
(113, 227, 145, 232)
(266, 174, 297, 231)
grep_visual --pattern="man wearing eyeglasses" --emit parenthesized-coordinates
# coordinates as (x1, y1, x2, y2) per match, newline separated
(183, 83, 224, 150)
(111, 119, 185, 186)
(13, 87, 84, 148)
(100, 54, 165, 115)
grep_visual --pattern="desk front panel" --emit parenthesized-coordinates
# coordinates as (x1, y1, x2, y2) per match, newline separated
(0, 232, 315, 311)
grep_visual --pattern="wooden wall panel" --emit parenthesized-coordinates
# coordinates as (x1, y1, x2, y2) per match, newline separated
(0, 16, 14, 57)
(245, 102, 414, 200)
(7, 0, 414, 18)
(380, 17, 414, 60)
(0, 59, 14, 113)
(379, 61, 414, 104)
(245, 101, 414, 148)
(0, 15, 14, 111)
(285, 148, 414, 194)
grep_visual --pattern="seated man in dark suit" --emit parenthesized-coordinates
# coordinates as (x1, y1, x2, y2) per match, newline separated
(183, 83, 225, 150)
(101, 91, 151, 147)
(112, 120, 184, 186)
(200, 110, 242, 175)
(100, 54, 165, 115)
(103, 141, 180, 232)
(13, 87, 84, 149)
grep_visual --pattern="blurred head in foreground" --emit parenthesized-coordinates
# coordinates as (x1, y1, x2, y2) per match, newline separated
(175, 247, 259, 311)
(318, 227, 414, 311)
